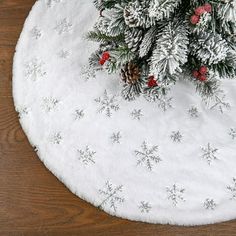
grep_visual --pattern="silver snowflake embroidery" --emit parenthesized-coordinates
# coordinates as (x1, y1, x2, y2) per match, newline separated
(201, 143, 218, 165)
(131, 109, 143, 120)
(95, 90, 120, 117)
(135, 141, 162, 171)
(58, 50, 69, 59)
(139, 201, 152, 213)
(98, 181, 124, 212)
(206, 91, 230, 114)
(229, 128, 236, 140)
(203, 198, 216, 210)
(110, 132, 121, 144)
(166, 184, 185, 206)
(77, 146, 96, 165)
(227, 178, 236, 200)
(46, 0, 61, 7)
(16, 106, 29, 118)
(54, 18, 72, 35)
(50, 132, 62, 144)
(170, 131, 183, 143)
(25, 58, 46, 81)
(41, 97, 59, 112)
(81, 65, 96, 81)
(30, 26, 42, 39)
(188, 106, 199, 118)
(74, 109, 85, 120)
(158, 96, 173, 112)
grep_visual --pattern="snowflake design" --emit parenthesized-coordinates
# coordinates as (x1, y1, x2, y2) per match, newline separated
(41, 97, 59, 112)
(46, 0, 61, 7)
(74, 109, 85, 120)
(95, 90, 120, 117)
(81, 65, 96, 81)
(50, 132, 62, 144)
(158, 96, 173, 112)
(131, 109, 143, 120)
(207, 91, 230, 114)
(203, 199, 216, 210)
(135, 141, 162, 171)
(30, 26, 42, 39)
(188, 106, 199, 118)
(77, 146, 96, 165)
(201, 143, 218, 165)
(16, 106, 29, 118)
(166, 184, 185, 206)
(227, 178, 236, 200)
(58, 50, 69, 59)
(139, 201, 152, 213)
(98, 181, 124, 212)
(229, 128, 236, 140)
(25, 58, 46, 81)
(54, 18, 72, 35)
(170, 131, 183, 143)
(110, 132, 121, 144)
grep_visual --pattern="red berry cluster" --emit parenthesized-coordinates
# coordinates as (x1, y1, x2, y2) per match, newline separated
(147, 75, 158, 88)
(190, 3, 212, 25)
(192, 66, 208, 82)
(99, 52, 110, 65)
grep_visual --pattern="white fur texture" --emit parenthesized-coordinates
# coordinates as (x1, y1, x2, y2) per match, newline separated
(12, 0, 236, 226)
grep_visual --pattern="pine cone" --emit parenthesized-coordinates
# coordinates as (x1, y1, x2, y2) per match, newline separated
(125, 28, 143, 52)
(121, 63, 141, 85)
(124, 2, 143, 28)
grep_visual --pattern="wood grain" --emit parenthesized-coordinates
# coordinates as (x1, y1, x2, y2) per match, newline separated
(1, 1, 236, 235)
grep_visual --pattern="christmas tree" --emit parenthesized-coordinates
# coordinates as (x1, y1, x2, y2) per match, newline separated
(88, 0, 236, 103)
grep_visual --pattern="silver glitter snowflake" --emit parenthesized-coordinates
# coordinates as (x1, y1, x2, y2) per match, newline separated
(131, 109, 143, 120)
(50, 132, 62, 144)
(74, 109, 85, 120)
(135, 141, 162, 171)
(98, 181, 124, 212)
(111, 132, 121, 144)
(170, 131, 183, 143)
(16, 106, 29, 118)
(95, 90, 120, 117)
(201, 143, 218, 165)
(227, 178, 236, 200)
(46, 0, 61, 7)
(158, 96, 173, 112)
(203, 198, 216, 210)
(188, 106, 199, 118)
(139, 201, 152, 213)
(166, 184, 185, 206)
(41, 97, 59, 112)
(77, 146, 96, 165)
(58, 50, 69, 59)
(25, 58, 46, 81)
(30, 26, 42, 39)
(207, 91, 230, 114)
(229, 128, 236, 140)
(54, 18, 72, 35)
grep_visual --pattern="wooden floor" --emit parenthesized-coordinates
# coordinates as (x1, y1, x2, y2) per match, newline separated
(1, 1, 236, 235)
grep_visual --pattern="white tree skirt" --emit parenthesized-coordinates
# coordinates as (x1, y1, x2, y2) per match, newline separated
(13, 0, 236, 226)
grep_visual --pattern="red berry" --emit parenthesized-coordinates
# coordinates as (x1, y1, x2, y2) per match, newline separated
(198, 75, 207, 81)
(204, 3, 212, 13)
(195, 6, 206, 16)
(99, 58, 106, 65)
(192, 70, 200, 78)
(199, 66, 208, 75)
(147, 76, 158, 87)
(190, 15, 200, 25)
(102, 51, 110, 61)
